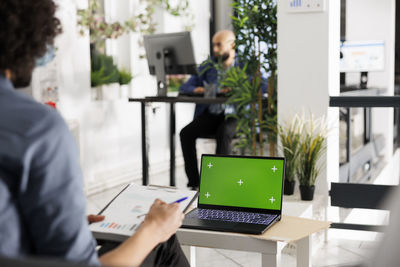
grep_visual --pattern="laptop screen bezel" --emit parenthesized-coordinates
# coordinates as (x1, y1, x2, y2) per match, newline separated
(197, 154, 286, 216)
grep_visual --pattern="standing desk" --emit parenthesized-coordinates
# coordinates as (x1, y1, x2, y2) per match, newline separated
(129, 96, 228, 186)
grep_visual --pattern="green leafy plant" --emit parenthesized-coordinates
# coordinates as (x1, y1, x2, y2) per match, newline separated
(119, 68, 133, 85)
(228, 0, 277, 156)
(91, 52, 134, 87)
(277, 116, 303, 183)
(219, 64, 266, 154)
(91, 51, 120, 87)
(297, 116, 328, 187)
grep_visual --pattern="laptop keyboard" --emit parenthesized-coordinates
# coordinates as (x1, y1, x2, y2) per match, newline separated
(187, 208, 277, 225)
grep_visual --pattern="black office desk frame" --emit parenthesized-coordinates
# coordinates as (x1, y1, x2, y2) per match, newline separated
(330, 94, 400, 183)
(129, 96, 228, 186)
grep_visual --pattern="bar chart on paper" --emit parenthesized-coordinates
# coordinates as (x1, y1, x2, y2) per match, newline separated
(97, 222, 138, 231)
(90, 184, 197, 242)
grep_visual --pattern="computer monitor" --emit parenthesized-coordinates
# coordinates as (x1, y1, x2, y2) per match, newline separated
(340, 40, 385, 89)
(144, 32, 197, 96)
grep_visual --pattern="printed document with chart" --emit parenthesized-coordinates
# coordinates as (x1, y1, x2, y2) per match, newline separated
(90, 184, 197, 242)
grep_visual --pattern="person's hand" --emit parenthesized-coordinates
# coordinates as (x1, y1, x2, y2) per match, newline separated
(194, 87, 205, 93)
(87, 214, 105, 224)
(142, 199, 184, 243)
(99, 201, 183, 266)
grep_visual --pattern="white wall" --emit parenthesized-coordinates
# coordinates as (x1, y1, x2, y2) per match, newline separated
(277, 0, 341, 195)
(30, 0, 211, 194)
(55, 0, 143, 193)
(215, 0, 233, 31)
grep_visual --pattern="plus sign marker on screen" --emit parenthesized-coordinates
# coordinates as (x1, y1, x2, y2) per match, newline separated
(198, 155, 284, 211)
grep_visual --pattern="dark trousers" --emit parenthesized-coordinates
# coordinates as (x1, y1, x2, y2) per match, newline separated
(98, 234, 189, 267)
(179, 110, 237, 187)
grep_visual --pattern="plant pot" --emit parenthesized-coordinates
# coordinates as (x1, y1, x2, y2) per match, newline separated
(119, 84, 130, 99)
(94, 83, 120, 101)
(284, 180, 295, 195)
(299, 185, 315, 201)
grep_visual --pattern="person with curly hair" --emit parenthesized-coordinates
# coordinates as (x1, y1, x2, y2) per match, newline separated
(0, 1, 189, 266)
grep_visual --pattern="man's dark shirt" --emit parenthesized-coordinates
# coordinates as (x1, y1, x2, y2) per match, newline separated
(180, 59, 268, 118)
(0, 75, 99, 264)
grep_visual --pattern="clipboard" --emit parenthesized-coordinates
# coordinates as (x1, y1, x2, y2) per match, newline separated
(90, 183, 197, 242)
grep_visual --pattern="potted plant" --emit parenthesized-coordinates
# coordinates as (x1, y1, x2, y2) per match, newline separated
(118, 68, 133, 98)
(297, 116, 327, 201)
(91, 51, 120, 100)
(277, 116, 302, 195)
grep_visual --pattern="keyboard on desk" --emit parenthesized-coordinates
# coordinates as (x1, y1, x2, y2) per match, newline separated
(178, 92, 228, 98)
(186, 208, 277, 225)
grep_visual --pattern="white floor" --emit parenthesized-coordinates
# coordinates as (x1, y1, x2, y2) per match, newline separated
(86, 165, 379, 267)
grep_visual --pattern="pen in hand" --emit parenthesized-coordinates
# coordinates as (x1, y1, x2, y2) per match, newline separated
(136, 197, 188, 218)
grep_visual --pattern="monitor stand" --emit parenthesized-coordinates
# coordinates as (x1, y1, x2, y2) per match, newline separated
(360, 71, 368, 89)
(340, 72, 370, 92)
(155, 50, 167, 96)
(155, 48, 177, 97)
(157, 79, 167, 97)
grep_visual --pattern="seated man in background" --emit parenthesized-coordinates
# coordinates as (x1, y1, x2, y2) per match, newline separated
(0, 1, 188, 266)
(179, 30, 267, 190)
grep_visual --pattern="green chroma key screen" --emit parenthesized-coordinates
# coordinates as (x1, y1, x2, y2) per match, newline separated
(198, 155, 284, 210)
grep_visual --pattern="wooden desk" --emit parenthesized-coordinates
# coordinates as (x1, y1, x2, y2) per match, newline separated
(176, 216, 330, 267)
(129, 96, 228, 186)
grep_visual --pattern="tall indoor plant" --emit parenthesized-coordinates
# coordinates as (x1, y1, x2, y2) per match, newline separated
(297, 116, 327, 201)
(277, 116, 303, 195)
(225, 0, 277, 156)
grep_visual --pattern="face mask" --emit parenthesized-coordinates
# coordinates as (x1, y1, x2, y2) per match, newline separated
(35, 45, 56, 67)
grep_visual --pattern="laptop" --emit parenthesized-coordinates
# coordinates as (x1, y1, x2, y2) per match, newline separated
(181, 154, 285, 234)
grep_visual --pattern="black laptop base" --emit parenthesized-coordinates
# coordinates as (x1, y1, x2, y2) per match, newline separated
(181, 211, 280, 235)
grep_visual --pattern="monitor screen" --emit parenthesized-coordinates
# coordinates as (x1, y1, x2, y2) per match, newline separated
(340, 41, 385, 73)
(143, 31, 197, 96)
(198, 155, 285, 211)
(144, 32, 197, 75)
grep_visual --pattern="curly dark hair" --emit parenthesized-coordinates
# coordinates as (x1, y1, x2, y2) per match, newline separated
(0, 0, 62, 87)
